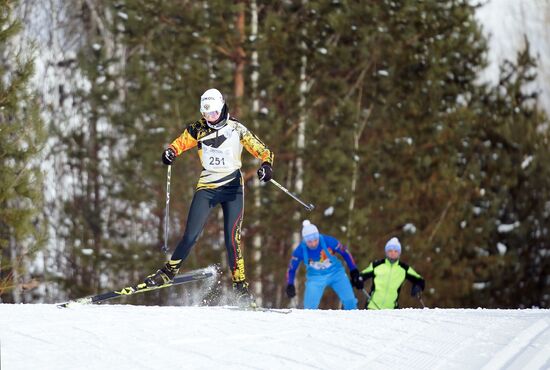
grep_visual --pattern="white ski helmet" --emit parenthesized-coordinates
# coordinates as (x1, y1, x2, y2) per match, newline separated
(200, 88, 225, 115)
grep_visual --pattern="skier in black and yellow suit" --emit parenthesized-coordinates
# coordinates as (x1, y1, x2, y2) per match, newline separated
(144, 88, 273, 307)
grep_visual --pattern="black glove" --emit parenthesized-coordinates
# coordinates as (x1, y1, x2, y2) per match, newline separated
(349, 269, 364, 290)
(286, 284, 296, 299)
(257, 162, 273, 182)
(162, 148, 176, 165)
(411, 284, 424, 297)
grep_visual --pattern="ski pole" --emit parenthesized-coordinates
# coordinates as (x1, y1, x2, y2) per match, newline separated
(289, 296, 298, 309)
(162, 165, 172, 254)
(269, 179, 315, 211)
(362, 288, 380, 309)
(416, 292, 427, 308)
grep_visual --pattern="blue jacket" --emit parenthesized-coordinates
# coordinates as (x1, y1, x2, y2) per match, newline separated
(286, 234, 357, 284)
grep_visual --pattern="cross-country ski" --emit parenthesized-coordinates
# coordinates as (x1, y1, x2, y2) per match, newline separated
(57, 268, 215, 308)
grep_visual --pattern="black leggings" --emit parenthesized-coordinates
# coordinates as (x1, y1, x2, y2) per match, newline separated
(171, 182, 246, 282)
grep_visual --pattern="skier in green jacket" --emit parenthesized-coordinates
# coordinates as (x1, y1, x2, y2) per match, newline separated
(358, 237, 425, 309)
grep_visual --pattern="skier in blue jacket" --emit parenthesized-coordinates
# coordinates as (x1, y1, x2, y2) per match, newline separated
(285, 220, 362, 310)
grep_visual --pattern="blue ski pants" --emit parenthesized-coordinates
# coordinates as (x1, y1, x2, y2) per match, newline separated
(304, 267, 358, 310)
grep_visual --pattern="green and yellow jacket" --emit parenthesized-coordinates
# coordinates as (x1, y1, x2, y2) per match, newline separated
(360, 258, 425, 309)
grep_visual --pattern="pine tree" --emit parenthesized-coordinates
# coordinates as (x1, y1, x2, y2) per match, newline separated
(0, 0, 46, 303)
(99, 0, 251, 303)
(463, 43, 550, 308)
(250, 2, 323, 308)
(349, 0, 491, 308)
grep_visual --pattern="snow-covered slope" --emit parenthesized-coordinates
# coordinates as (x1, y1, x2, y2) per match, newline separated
(1, 304, 548, 370)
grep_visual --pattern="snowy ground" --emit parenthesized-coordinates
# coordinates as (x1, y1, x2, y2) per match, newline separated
(0, 304, 549, 370)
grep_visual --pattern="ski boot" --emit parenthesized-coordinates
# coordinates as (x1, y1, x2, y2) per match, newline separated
(144, 259, 182, 288)
(232, 281, 257, 309)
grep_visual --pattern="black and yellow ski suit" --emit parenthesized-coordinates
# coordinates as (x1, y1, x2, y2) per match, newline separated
(360, 258, 425, 309)
(168, 113, 273, 283)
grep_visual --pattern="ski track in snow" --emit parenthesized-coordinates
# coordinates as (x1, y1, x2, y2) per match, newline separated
(0, 304, 549, 370)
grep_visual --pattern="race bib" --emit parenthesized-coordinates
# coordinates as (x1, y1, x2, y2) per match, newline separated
(309, 259, 332, 270)
(202, 145, 234, 171)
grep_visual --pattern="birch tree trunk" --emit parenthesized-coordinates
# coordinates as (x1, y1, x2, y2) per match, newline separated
(287, 5, 310, 308)
(249, 0, 264, 305)
(346, 97, 372, 246)
(9, 234, 21, 303)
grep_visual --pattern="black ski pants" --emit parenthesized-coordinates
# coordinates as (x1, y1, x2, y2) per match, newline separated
(171, 180, 246, 283)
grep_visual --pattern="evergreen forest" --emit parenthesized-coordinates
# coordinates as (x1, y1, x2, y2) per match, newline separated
(1, 0, 549, 309)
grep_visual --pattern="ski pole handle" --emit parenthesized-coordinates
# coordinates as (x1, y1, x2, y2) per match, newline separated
(269, 179, 315, 211)
(162, 165, 172, 254)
